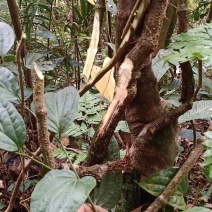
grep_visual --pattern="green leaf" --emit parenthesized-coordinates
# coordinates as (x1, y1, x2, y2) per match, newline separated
(35, 61, 55, 71)
(201, 157, 212, 167)
(138, 168, 178, 196)
(30, 170, 96, 212)
(204, 132, 212, 139)
(0, 22, 15, 56)
(0, 67, 20, 102)
(45, 87, 79, 134)
(24, 88, 33, 100)
(178, 129, 202, 141)
(115, 120, 130, 133)
(92, 173, 123, 210)
(202, 139, 212, 148)
(138, 168, 188, 210)
(202, 165, 212, 181)
(168, 190, 186, 210)
(204, 149, 212, 157)
(24, 52, 47, 69)
(0, 97, 26, 151)
(91, 136, 122, 210)
(0, 62, 18, 74)
(178, 100, 212, 123)
(184, 207, 212, 212)
(105, 136, 120, 161)
(0, 202, 6, 210)
(35, 30, 57, 41)
(153, 49, 172, 82)
(162, 23, 212, 63)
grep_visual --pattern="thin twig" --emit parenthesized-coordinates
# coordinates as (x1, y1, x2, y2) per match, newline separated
(16, 33, 26, 115)
(193, 60, 202, 101)
(190, 120, 197, 147)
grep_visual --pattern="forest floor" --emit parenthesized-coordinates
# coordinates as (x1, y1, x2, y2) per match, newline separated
(0, 120, 211, 212)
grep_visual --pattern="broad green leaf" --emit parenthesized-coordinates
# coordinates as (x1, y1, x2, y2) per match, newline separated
(184, 207, 212, 212)
(0, 202, 6, 210)
(138, 168, 178, 196)
(178, 129, 202, 141)
(201, 157, 212, 167)
(0, 97, 26, 151)
(153, 49, 172, 82)
(0, 62, 18, 74)
(0, 67, 19, 102)
(168, 190, 186, 210)
(162, 23, 212, 64)
(91, 136, 122, 210)
(178, 101, 212, 124)
(0, 67, 32, 102)
(24, 52, 47, 69)
(30, 170, 96, 212)
(202, 139, 212, 148)
(193, 66, 212, 89)
(92, 173, 123, 210)
(35, 30, 57, 41)
(115, 120, 130, 133)
(203, 149, 212, 157)
(202, 165, 212, 181)
(45, 87, 79, 134)
(204, 131, 212, 139)
(138, 168, 188, 210)
(34, 61, 55, 71)
(24, 88, 33, 100)
(105, 136, 120, 161)
(0, 22, 15, 56)
(2, 54, 15, 62)
(177, 175, 189, 195)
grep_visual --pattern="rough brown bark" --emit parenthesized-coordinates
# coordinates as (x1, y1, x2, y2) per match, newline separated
(125, 0, 178, 178)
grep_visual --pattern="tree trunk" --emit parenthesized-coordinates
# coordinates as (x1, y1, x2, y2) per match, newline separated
(116, 0, 179, 210)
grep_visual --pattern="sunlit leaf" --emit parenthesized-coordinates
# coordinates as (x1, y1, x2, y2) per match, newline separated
(86, 0, 95, 5)
(91, 57, 115, 102)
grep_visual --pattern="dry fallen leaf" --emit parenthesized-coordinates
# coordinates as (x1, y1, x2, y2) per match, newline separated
(91, 57, 115, 102)
(86, 0, 95, 5)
